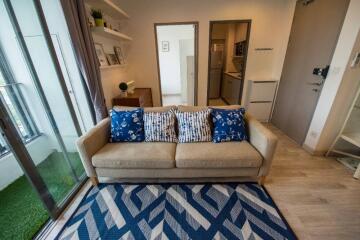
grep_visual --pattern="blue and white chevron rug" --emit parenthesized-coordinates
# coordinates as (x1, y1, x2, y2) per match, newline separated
(57, 183, 296, 240)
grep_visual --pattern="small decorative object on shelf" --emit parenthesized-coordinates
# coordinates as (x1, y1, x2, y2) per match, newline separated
(114, 46, 126, 65)
(94, 43, 108, 66)
(106, 54, 120, 65)
(127, 81, 135, 94)
(119, 82, 128, 97)
(91, 9, 104, 27)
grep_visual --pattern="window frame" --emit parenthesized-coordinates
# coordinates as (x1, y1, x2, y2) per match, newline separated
(0, 47, 40, 158)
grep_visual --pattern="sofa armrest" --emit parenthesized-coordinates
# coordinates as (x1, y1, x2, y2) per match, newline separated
(245, 114, 278, 177)
(76, 118, 110, 177)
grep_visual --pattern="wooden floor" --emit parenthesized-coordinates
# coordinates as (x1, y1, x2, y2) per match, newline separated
(266, 125, 360, 240)
(42, 125, 360, 240)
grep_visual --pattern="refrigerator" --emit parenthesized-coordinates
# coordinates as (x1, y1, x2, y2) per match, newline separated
(209, 43, 224, 99)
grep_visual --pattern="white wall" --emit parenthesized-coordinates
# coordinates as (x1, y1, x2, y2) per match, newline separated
(116, 0, 296, 106)
(91, 33, 130, 109)
(84, 3, 131, 109)
(179, 39, 195, 104)
(304, 0, 360, 153)
(156, 25, 194, 95)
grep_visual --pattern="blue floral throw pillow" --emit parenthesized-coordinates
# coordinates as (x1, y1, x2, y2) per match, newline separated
(110, 108, 144, 142)
(210, 108, 248, 143)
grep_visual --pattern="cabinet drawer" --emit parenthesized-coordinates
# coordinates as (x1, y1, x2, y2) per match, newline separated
(249, 82, 277, 102)
(247, 102, 273, 122)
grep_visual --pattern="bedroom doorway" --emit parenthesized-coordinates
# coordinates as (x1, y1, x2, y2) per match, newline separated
(154, 22, 198, 106)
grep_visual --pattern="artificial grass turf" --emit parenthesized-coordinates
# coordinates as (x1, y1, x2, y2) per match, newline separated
(0, 151, 84, 240)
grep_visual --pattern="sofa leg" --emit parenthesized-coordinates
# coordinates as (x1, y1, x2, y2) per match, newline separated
(90, 177, 99, 186)
(258, 176, 266, 185)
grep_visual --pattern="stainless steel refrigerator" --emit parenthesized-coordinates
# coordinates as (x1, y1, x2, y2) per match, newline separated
(209, 43, 224, 99)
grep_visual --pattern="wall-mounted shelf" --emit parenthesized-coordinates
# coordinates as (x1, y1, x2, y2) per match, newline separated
(86, 0, 129, 20)
(100, 64, 127, 70)
(91, 27, 132, 41)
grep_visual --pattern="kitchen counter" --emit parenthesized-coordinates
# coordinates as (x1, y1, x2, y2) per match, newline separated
(224, 72, 242, 80)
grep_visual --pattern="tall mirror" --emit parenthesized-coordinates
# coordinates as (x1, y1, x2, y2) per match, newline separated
(207, 20, 251, 106)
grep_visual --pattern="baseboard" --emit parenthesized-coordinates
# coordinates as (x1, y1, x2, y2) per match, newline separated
(302, 143, 327, 156)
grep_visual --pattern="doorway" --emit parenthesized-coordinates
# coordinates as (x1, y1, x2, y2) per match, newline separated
(154, 22, 198, 106)
(206, 20, 251, 106)
(271, 0, 350, 144)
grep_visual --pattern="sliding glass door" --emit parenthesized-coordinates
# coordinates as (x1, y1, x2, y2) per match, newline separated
(0, 0, 91, 238)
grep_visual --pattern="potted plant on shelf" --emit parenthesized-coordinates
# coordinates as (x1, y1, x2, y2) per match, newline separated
(91, 9, 104, 27)
(119, 82, 128, 97)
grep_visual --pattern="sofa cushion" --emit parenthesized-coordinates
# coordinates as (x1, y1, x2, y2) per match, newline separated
(177, 105, 208, 112)
(92, 142, 176, 168)
(210, 108, 248, 143)
(110, 108, 144, 142)
(175, 141, 262, 168)
(113, 105, 176, 112)
(210, 105, 243, 110)
(175, 109, 212, 143)
(144, 110, 177, 142)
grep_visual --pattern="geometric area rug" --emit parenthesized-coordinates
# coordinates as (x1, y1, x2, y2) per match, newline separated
(56, 183, 297, 240)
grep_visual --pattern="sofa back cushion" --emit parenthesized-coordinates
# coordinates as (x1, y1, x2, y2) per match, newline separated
(177, 105, 208, 112)
(144, 110, 178, 142)
(110, 108, 145, 142)
(210, 108, 248, 143)
(113, 105, 177, 112)
(175, 109, 212, 143)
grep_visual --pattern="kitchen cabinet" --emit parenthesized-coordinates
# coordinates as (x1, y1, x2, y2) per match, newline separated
(221, 73, 241, 104)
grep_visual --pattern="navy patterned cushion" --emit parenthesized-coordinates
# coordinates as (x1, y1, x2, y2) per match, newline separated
(144, 110, 177, 142)
(110, 108, 144, 142)
(210, 108, 248, 143)
(175, 109, 212, 143)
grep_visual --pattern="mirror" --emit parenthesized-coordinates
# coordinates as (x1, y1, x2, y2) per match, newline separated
(207, 20, 250, 106)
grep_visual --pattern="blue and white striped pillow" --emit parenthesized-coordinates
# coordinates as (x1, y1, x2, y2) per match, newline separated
(144, 110, 177, 142)
(175, 109, 212, 143)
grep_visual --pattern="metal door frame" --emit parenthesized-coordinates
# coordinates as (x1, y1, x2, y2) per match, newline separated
(2, 0, 87, 219)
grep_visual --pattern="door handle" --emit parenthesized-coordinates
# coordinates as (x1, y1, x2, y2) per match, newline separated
(313, 65, 330, 79)
(312, 88, 319, 92)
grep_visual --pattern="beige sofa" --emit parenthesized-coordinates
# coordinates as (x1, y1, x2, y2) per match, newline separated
(76, 105, 278, 186)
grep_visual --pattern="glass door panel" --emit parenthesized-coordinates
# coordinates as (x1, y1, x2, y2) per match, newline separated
(0, 137, 49, 239)
(0, 0, 85, 215)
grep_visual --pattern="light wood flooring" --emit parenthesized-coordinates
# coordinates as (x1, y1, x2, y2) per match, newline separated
(42, 124, 360, 240)
(266, 125, 360, 240)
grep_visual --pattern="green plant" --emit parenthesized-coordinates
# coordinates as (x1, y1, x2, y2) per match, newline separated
(119, 82, 128, 91)
(91, 9, 103, 19)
